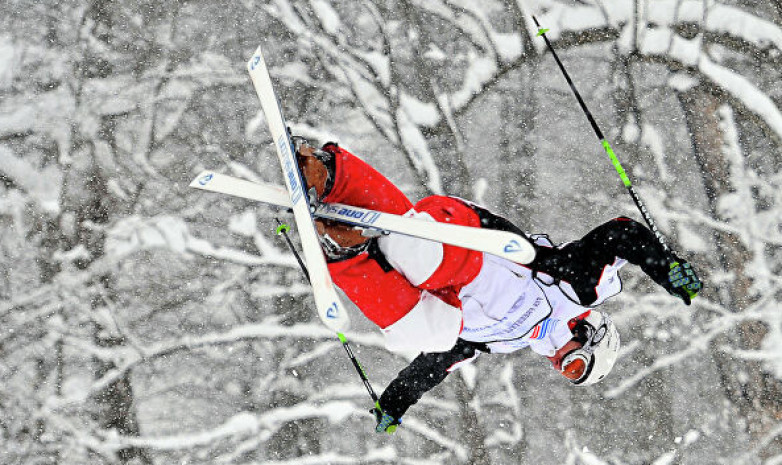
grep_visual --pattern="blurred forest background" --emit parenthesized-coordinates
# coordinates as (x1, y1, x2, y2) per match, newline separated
(1, 0, 781, 464)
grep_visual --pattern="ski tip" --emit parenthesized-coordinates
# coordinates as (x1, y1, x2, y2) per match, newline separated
(323, 315, 351, 333)
(320, 301, 351, 332)
(479, 230, 537, 264)
(247, 46, 263, 72)
(501, 239, 537, 264)
(189, 171, 215, 189)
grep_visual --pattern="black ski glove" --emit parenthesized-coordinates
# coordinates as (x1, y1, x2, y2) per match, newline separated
(371, 403, 401, 434)
(667, 258, 702, 305)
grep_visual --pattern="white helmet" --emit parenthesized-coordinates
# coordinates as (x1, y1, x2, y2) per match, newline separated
(560, 311, 621, 386)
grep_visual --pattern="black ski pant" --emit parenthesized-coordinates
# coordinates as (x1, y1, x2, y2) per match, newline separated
(475, 204, 675, 304)
(530, 217, 674, 305)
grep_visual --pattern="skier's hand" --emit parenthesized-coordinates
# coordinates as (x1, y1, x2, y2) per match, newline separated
(668, 260, 702, 305)
(371, 405, 401, 434)
(296, 144, 328, 199)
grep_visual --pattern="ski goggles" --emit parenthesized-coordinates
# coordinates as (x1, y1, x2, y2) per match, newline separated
(291, 135, 311, 154)
(558, 320, 597, 381)
(560, 350, 590, 381)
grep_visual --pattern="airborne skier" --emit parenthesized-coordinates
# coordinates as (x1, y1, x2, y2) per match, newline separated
(291, 137, 702, 434)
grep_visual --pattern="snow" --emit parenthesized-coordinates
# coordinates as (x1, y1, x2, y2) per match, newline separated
(605, 312, 740, 398)
(54, 320, 386, 408)
(532, 2, 630, 43)
(651, 451, 677, 465)
(400, 93, 439, 127)
(105, 215, 297, 267)
(228, 209, 257, 237)
(357, 50, 391, 87)
(667, 72, 699, 92)
(364, 446, 398, 462)
(424, 43, 447, 62)
(676, 222, 709, 253)
(490, 32, 523, 62)
(109, 412, 261, 450)
(402, 417, 469, 462)
(0, 35, 14, 89)
(646, 1, 782, 52)
(53, 244, 91, 263)
(274, 61, 317, 87)
(472, 177, 488, 205)
(698, 56, 782, 144)
(268, 0, 307, 31)
(311, 0, 342, 35)
(638, 29, 703, 67)
(2, 2, 780, 464)
(459, 363, 477, 389)
(397, 108, 443, 193)
(569, 445, 611, 465)
(718, 103, 777, 304)
(0, 145, 62, 213)
(534, 0, 782, 146)
(450, 55, 497, 110)
(246, 110, 268, 140)
(622, 120, 640, 144)
(101, 402, 360, 452)
(0, 91, 73, 163)
(683, 429, 701, 445)
(106, 216, 190, 257)
(641, 124, 671, 183)
(716, 192, 745, 223)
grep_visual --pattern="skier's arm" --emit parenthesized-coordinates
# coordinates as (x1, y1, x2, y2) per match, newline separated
(378, 339, 485, 421)
(296, 141, 415, 252)
(296, 141, 413, 214)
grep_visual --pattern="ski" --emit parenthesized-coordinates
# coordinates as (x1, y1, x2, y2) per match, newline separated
(190, 171, 537, 264)
(246, 46, 349, 332)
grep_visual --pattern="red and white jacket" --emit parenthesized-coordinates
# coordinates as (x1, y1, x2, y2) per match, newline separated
(321, 144, 624, 354)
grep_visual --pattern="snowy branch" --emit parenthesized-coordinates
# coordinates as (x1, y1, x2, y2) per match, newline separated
(96, 401, 356, 452)
(533, 0, 782, 147)
(605, 290, 779, 398)
(51, 320, 384, 407)
(402, 417, 470, 462)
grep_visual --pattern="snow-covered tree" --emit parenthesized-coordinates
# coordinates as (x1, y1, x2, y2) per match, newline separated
(1, 0, 780, 464)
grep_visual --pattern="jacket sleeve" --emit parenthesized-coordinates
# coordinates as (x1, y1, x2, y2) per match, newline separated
(320, 143, 413, 214)
(378, 339, 486, 419)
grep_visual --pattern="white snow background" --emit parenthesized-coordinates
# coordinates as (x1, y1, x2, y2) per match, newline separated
(1, 1, 781, 464)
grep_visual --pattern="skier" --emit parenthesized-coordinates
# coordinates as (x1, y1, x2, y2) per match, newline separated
(292, 137, 702, 434)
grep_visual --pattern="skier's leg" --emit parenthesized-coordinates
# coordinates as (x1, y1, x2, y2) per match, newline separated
(328, 251, 462, 353)
(386, 195, 483, 292)
(383, 196, 534, 292)
(532, 217, 673, 304)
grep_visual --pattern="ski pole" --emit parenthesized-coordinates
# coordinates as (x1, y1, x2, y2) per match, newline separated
(274, 218, 380, 405)
(532, 17, 671, 255)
